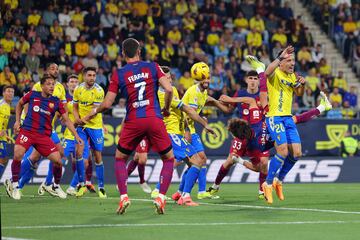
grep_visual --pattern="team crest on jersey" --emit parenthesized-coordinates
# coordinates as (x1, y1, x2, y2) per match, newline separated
(49, 103, 54, 109)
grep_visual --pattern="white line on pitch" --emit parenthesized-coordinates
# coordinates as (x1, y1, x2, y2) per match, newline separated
(3, 194, 360, 215)
(3, 220, 360, 230)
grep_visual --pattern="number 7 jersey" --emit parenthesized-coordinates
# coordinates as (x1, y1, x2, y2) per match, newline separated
(109, 61, 166, 121)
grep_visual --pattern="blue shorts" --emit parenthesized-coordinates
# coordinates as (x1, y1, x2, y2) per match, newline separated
(265, 116, 301, 146)
(0, 141, 7, 158)
(169, 134, 196, 162)
(51, 131, 61, 145)
(76, 127, 104, 152)
(190, 133, 204, 153)
(63, 139, 90, 159)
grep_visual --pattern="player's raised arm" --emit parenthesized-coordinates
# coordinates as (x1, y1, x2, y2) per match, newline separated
(219, 95, 258, 108)
(181, 104, 216, 137)
(265, 45, 294, 78)
(205, 95, 234, 113)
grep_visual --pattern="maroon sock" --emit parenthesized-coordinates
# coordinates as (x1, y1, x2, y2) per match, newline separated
(115, 158, 128, 195)
(11, 159, 21, 182)
(86, 160, 92, 182)
(259, 72, 267, 92)
(259, 172, 267, 192)
(159, 158, 174, 195)
(127, 160, 138, 176)
(53, 164, 62, 184)
(138, 163, 145, 184)
(215, 165, 230, 185)
(72, 162, 76, 172)
(295, 108, 320, 124)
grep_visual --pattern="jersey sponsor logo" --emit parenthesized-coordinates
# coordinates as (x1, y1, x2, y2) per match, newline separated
(132, 100, 150, 108)
(128, 72, 149, 83)
(33, 106, 51, 115)
(278, 89, 283, 112)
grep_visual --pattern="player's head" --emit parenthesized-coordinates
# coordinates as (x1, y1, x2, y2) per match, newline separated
(191, 62, 211, 89)
(46, 63, 59, 79)
(66, 74, 79, 92)
(161, 66, 172, 84)
(40, 74, 55, 96)
(83, 67, 97, 87)
(277, 50, 295, 74)
(245, 70, 259, 91)
(2, 85, 14, 103)
(227, 118, 252, 140)
(122, 38, 140, 60)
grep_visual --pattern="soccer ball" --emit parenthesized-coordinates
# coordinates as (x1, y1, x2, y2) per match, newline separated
(191, 62, 210, 81)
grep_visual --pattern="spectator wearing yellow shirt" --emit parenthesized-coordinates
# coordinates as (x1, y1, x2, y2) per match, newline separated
(249, 14, 265, 33)
(319, 58, 331, 76)
(145, 37, 159, 61)
(161, 40, 174, 65)
(106, 0, 119, 15)
(0, 32, 15, 54)
(343, 16, 357, 34)
(27, 9, 41, 26)
(329, 87, 342, 105)
(341, 101, 355, 119)
(233, 12, 249, 29)
(106, 38, 119, 61)
(183, 12, 196, 31)
(333, 71, 348, 91)
(179, 71, 193, 90)
(132, 0, 148, 17)
(207, 26, 220, 46)
(0, 66, 16, 86)
(176, 0, 189, 16)
(75, 35, 89, 57)
(246, 28, 262, 48)
(4, 0, 18, 9)
(17, 66, 32, 92)
(50, 20, 64, 40)
(189, 0, 198, 15)
(305, 68, 320, 92)
(167, 26, 182, 46)
(15, 35, 30, 56)
(271, 28, 288, 47)
(71, 6, 84, 31)
(297, 46, 312, 63)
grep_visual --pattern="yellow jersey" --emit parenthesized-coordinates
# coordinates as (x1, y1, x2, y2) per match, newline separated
(73, 83, 104, 129)
(63, 96, 75, 140)
(158, 87, 184, 135)
(182, 84, 207, 134)
(0, 99, 10, 142)
(267, 68, 296, 117)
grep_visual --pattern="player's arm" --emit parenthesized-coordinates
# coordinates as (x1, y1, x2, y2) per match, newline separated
(14, 94, 28, 134)
(205, 95, 234, 113)
(159, 75, 173, 116)
(84, 91, 117, 121)
(219, 95, 258, 108)
(294, 75, 306, 96)
(61, 112, 83, 145)
(73, 102, 85, 125)
(181, 104, 216, 137)
(265, 45, 294, 78)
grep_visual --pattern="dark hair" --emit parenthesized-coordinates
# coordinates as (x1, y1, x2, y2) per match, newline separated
(245, 70, 258, 77)
(46, 62, 58, 70)
(83, 66, 97, 74)
(160, 66, 170, 73)
(3, 85, 15, 92)
(122, 38, 140, 58)
(40, 74, 55, 85)
(66, 74, 78, 82)
(227, 118, 252, 140)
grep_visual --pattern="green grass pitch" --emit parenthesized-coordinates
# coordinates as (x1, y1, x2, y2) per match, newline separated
(1, 183, 360, 240)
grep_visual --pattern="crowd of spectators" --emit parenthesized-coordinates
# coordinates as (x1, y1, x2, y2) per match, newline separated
(0, 0, 358, 119)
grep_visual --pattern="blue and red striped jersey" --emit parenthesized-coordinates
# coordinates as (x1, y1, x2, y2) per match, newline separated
(233, 89, 263, 125)
(21, 91, 66, 136)
(109, 61, 165, 121)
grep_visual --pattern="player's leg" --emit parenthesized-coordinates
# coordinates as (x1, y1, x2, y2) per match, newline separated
(127, 152, 139, 176)
(137, 152, 151, 193)
(0, 141, 8, 176)
(5, 130, 33, 200)
(74, 127, 87, 196)
(64, 139, 78, 196)
(86, 128, 106, 198)
(18, 147, 37, 190)
(46, 150, 67, 199)
(264, 117, 289, 204)
(84, 147, 96, 193)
